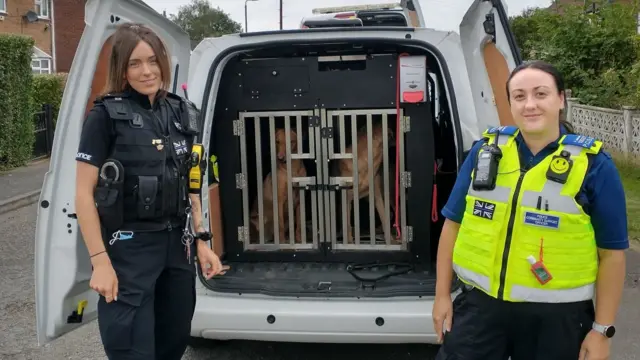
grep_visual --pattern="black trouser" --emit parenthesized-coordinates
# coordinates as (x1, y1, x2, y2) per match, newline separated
(436, 285, 595, 360)
(97, 226, 196, 360)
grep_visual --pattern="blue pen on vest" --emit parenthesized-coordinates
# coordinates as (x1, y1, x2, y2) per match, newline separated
(536, 196, 542, 211)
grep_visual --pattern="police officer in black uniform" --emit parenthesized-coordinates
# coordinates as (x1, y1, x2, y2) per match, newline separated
(74, 23, 226, 360)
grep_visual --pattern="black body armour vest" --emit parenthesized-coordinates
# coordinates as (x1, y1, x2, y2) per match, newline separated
(101, 91, 198, 231)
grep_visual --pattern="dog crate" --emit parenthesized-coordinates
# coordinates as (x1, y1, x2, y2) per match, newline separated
(235, 107, 408, 253)
(213, 50, 437, 264)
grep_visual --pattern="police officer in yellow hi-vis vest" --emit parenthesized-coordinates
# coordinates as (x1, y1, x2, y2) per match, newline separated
(433, 60, 628, 360)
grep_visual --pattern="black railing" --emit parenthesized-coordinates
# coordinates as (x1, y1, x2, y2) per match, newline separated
(33, 103, 54, 159)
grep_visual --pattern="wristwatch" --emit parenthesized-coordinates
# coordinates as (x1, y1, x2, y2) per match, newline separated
(592, 322, 616, 338)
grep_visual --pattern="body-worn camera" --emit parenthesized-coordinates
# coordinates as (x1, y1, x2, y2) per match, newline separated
(472, 140, 502, 191)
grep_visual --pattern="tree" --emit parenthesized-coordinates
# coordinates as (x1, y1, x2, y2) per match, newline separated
(509, 1, 640, 108)
(169, 0, 243, 49)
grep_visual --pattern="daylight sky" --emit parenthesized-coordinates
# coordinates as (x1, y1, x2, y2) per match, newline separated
(144, 0, 553, 33)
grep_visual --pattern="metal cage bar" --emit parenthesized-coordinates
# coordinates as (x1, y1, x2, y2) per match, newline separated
(382, 113, 391, 245)
(399, 114, 408, 250)
(367, 113, 375, 245)
(269, 116, 279, 245)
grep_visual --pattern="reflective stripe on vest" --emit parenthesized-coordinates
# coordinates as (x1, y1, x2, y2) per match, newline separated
(452, 126, 601, 303)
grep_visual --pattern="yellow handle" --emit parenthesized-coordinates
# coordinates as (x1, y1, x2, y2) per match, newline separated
(210, 154, 219, 181)
(77, 300, 88, 315)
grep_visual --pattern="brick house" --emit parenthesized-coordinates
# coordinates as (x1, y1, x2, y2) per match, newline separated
(0, 0, 84, 74)
(51, 0, 84, 73)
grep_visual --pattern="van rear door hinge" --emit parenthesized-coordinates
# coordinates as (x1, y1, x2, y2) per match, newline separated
(401, 171, 412, 188)
(235, 173, 246, 189)
(233, 119, 244, 136)
(402, 116, 411, 132)
(237, 226, 249, 242)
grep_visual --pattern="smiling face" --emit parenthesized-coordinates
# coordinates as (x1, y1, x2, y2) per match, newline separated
(103, 23, 172, 100)
(126, 40, 162, 97)
(550, 156, 570, 174)
(507, 68, 565, 136)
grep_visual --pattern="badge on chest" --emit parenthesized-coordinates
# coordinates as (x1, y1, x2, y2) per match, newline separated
(152, 139, 164, 151)
(173, 139, 189, 156)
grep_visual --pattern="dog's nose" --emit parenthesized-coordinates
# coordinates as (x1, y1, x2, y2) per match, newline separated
(277, 153, 285, 160)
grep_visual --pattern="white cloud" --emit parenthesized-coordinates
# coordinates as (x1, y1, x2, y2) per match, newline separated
(145, 0, 552, 33)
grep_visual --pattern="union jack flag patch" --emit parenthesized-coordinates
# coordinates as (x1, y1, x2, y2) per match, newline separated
(173, 140, 189, 156)
(473, 200, 495, 220)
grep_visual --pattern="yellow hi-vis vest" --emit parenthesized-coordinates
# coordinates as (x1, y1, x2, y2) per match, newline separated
(453, 126, 602, 303)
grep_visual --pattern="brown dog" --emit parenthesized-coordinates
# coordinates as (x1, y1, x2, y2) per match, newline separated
(334, 122, 399, 244)
(250, 128, 306, 244)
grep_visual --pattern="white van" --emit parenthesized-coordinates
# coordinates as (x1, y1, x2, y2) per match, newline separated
(34, 0, 522, 347)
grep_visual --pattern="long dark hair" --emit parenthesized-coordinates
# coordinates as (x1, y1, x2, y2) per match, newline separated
(102, 23, 172, 97)
(505, 60, 575, 134)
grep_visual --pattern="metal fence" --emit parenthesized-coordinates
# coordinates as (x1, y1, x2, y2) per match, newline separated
(33, 103, 54, 159)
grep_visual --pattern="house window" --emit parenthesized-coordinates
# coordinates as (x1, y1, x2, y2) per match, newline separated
(35, 0, 49, 18)
(32, 58, 51, 74)
(0, 0, 6, 13)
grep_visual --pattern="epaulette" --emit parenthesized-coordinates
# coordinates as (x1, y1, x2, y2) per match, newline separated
(560, 134, 603, 154)
(164, 91, 183, 105)
(101, 94, 133, 121)
(482, 125, 519, 137)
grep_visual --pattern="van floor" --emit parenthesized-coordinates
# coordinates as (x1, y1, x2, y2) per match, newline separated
(204, 261, 437, 298)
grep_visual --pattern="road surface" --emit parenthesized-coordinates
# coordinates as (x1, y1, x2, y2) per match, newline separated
(0, 203, 638, 359)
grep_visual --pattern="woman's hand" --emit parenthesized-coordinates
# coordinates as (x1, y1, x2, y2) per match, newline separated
(579, 330, 610, 360)
(196, 240, 229, 279)
(90, 253, 119, 303)
(432, 293, 453, 343)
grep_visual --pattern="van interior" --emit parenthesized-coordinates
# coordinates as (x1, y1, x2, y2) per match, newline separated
(204, 39, 460, 298)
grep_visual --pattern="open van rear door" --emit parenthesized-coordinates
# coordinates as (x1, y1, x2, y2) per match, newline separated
(400, 0, 425, 27)
(34, 0, 191, 346)
(459, 0, 523, 130)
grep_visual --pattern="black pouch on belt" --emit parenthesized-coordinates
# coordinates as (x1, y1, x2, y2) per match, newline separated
(95, 159, 125, 231)
(136, 176, 158, 219)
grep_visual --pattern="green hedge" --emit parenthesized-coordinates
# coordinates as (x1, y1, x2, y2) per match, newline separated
(0, 34, 35, 170)
(32, 73, 67, 127)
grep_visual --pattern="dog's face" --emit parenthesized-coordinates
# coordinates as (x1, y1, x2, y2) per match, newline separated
(275, 129, 298, 163)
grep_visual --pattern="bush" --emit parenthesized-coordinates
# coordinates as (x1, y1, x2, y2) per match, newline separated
(0, 34, 36, 170)
(509, 1, 640, 109)
(32, 73, 67, 127)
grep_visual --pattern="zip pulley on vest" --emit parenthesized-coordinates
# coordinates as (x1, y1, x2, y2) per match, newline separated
(472, 130, 502, 191)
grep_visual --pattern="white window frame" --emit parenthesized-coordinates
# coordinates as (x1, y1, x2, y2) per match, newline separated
(0, 0, 7, 14)
(31, 47, 52, 74)
(35, 0, 50, 19)
(32, 58, 52, 74)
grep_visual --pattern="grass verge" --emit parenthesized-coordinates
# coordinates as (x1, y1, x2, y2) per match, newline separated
(611, 152, 640, 243)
